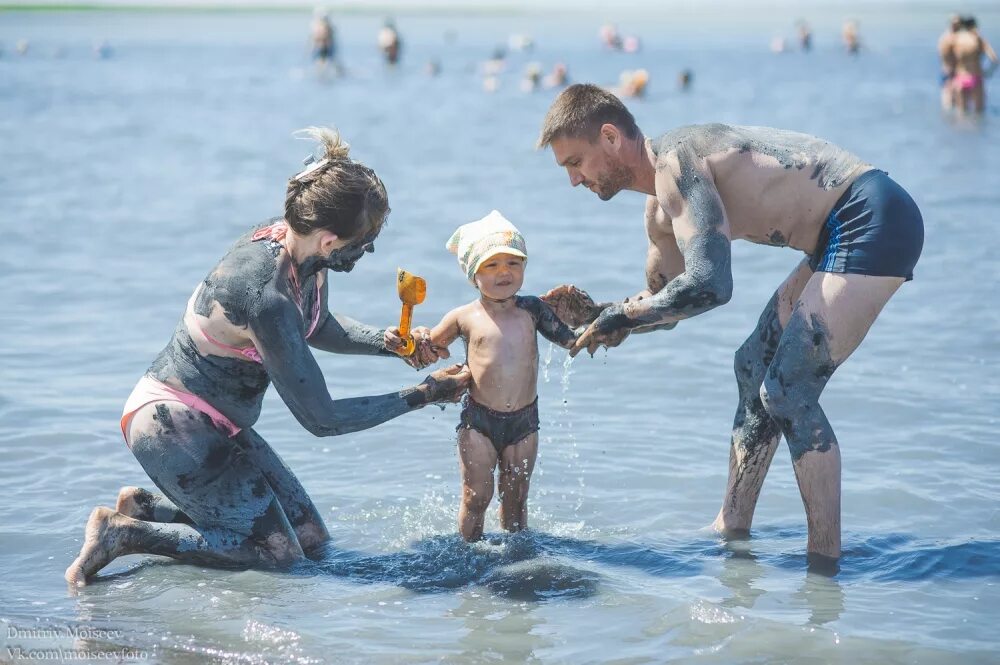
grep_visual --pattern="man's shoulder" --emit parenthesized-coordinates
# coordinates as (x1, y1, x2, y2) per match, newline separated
(653, 123, 738, 154)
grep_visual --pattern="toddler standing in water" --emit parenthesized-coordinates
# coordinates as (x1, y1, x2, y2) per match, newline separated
(388, 211, 578, 541)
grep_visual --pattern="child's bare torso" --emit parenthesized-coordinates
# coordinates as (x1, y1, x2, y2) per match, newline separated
(456, 298, 538, 412)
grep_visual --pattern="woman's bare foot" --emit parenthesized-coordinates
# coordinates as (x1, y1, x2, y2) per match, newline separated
(116, 486, 153, 520)
(64, 507, 132, 586)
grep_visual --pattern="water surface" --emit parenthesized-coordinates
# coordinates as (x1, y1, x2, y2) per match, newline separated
(1, 8, 998, 664)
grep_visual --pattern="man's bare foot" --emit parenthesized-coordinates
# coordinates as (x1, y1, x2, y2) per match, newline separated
(64, 507, 132, 586)
(711, 514, 751, 541)
(115, 486, 154, 520)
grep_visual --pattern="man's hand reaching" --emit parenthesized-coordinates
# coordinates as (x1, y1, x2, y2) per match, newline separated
(540, 284, 611, 328)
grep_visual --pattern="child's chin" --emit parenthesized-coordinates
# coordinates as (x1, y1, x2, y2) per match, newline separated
(483, 288, 517, 300)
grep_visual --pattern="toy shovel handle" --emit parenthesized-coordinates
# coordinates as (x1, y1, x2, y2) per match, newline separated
(397, 303, 415, 356)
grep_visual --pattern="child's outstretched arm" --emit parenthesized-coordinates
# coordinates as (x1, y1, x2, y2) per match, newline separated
(516, 296, 578, 350)
(428, 307, 463, 355)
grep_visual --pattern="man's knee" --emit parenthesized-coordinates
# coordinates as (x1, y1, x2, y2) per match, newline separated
(759, 373, 795, 429)
(760, 375, 828, 461)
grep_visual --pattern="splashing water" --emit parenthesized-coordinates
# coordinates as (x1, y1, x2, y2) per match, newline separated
(541, 341, 555, 384)
(559, 354, 585, 512)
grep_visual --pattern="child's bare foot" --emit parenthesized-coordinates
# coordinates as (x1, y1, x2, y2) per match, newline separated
(64, 507, 132, 586)
(115, 486, 154, 520)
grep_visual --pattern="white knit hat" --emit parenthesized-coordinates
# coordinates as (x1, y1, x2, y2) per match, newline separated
(446, 210, 528, 283)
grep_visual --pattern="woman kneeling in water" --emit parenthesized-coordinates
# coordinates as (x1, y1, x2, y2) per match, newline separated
(66, 127, 470, 585)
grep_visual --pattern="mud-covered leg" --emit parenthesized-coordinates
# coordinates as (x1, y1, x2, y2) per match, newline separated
(65, 402, 306, 585)
(116, 487, 192, 524)
(457, 428, 498, 542)
(497, 433, 538, 533)
(714, 259, 812, 536)
(235, 428, 330, 555)
(761, 272, 903, 563)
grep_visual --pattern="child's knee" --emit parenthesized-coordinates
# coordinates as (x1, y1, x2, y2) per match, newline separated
(462, 482, 493, 514)
(499, 473, 530, 504)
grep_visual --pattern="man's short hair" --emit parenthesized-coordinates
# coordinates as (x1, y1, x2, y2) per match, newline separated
(536, 83, 640, 149)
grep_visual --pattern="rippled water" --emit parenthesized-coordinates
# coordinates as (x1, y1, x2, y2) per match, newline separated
(1, 7, 999, 664)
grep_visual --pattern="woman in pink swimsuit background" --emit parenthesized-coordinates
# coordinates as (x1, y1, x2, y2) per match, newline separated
(65, 127, 471, 586)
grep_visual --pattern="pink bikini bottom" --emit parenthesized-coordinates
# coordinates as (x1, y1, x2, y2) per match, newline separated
(953, 72, 981, 91)
(121, 376, 241, 445)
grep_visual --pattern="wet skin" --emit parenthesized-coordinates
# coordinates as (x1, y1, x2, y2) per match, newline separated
(65, 220, 469, 584)
(570, 124, 869, 347)
(154, 221, 433, 435)
(550, 122, 909, 561)
(426, 255, 578, 541)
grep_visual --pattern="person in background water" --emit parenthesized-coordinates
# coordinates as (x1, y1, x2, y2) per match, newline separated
(949, 16, 998, 115)
(678, 69, 693, 92)
(842, 19, 861, 54)
(544, 62, 569, 89)
(796, 20, 812, 52)
(310, 8, 338, 75)
(65, 127, 470, 586)
(378, 18, 402, 66)
(537, 84, 923, 571)
(522, 63, 542, 93)
(600, 23, 623, 51)
(616, 69, 649, 98)
(938, 14, 963, 111)
(385, 212, 577, 541)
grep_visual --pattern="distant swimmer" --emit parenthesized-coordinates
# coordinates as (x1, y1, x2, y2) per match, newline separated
(378, 18, 402, 66)
(482, 46, 506, 76)
(938, 14, 963, 110)
(616, 69, 649, 98)
(64, 128, 470, 586)
(797, 20, 812, 51)
(521, 63, 542, 93)
(538, 84, 924, 570)
(310, 8, 338, 75)
(599, 23, 623, 51)
(842, 19, 861, 54)
(950, 16, 998, 115)
(543, 62, 569, 89)
(678, 69, 693, 91)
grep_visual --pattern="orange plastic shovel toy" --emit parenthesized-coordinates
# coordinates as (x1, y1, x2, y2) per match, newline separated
(395, 268, 427, 356)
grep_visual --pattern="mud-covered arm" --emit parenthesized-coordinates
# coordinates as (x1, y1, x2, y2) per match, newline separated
(516, 296, 578, 349)
(308, 310, 395, 357)
(630, 207, 686, 334)
(573, 154, 732, 353)
(249, 292, 431, 437)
